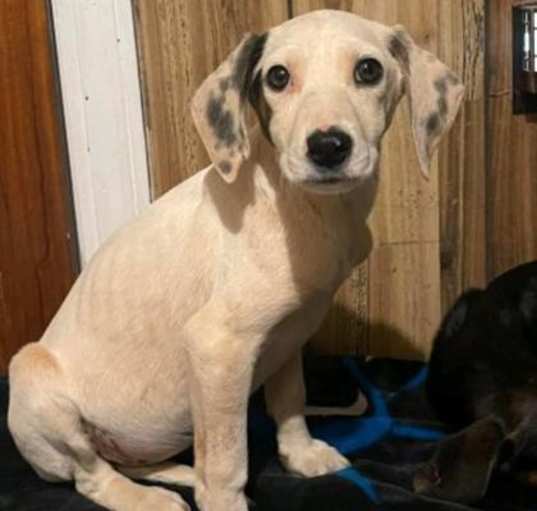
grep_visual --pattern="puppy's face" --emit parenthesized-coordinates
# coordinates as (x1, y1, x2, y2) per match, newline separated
(192, 10, 464, 193)
(250, 11, 404, 194)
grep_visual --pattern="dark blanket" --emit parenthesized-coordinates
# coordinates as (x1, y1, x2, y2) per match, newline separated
(1, 357, 535, 511)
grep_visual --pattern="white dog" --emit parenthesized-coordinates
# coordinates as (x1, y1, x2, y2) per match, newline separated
(8, 10, 463, 511)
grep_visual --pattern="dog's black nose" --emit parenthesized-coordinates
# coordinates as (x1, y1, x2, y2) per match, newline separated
(306, 128, 353, 170)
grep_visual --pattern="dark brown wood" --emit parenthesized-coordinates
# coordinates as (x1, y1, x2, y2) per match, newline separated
(0, 0, 78, 375)
(487, 0, 537, 279)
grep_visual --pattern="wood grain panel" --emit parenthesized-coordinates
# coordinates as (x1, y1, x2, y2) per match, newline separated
(368, 243, 441, 359)
(487, 0, 537, 278)
(438, 0, 486, 311)
(311, 262, 369, 355)
(133, 0, 288, 198)
(0, 0, 78, 374)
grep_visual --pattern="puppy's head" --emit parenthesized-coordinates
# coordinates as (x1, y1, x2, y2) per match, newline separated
(192, 10, 464, 193)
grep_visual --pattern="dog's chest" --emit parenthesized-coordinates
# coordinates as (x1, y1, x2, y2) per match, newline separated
(252, 291, 332, 389)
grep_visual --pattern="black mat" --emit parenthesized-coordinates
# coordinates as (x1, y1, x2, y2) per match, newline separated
(1, 357, 534, 510)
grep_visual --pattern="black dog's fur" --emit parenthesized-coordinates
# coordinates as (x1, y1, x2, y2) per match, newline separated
(415, 261, 537, 503)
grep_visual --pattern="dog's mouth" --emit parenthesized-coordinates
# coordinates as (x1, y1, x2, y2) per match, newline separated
(307, 176, 346, 184)
(300, 175, 361, 194)
(281, 151, 375, 194)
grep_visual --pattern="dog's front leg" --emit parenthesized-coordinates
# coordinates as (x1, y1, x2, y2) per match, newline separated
(265, 353, 350, 477)
(186, 320, 256, 511)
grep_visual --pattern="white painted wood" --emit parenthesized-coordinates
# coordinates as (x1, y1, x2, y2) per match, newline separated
(51, 0, 151, 267)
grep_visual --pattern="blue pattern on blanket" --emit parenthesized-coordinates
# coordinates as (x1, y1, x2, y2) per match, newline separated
(313, 358, 444, 457)
(311, 358, 443, 505)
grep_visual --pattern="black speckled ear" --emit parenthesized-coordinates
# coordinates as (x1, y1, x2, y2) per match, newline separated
(191, 33, 267, 183)
(388, 26, 465, 179)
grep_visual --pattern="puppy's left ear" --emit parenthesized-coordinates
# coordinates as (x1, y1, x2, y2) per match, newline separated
(414, 415, 506, 503)
(191, 33, 267, 183)
(388, 27, 465, 179)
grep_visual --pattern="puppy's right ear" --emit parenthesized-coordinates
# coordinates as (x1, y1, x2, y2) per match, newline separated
(191, 33, 267, 183)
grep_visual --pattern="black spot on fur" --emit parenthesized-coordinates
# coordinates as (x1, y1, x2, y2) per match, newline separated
(426, 112, 440, 136)
(207, 96, 236, 147)
(425, 77, 452, 136)
(249, 70, 273, 142)
(435, 78, 448, 117)
(218, 160, 232, 174)
(233, 33, 268, 99)
(388, 32, 410, 72)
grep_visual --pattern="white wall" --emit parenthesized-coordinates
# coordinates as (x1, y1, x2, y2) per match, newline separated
(51, 0, 150, 267)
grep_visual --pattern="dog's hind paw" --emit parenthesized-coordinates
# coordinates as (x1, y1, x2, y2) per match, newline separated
(280, 438, 350, 477)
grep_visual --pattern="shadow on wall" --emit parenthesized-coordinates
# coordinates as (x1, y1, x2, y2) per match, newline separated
(310, 303, 429, 362)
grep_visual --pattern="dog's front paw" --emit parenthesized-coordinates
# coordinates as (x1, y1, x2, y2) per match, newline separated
(195, 485, 248, 511)
(135, 486, 191, 511)
(280, 438, 350, 477)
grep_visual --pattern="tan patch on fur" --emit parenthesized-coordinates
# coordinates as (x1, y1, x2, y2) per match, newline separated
(9, 343, 61, 379)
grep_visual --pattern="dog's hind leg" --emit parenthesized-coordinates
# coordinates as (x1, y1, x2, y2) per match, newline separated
(8, 343, 190, 511)
(118, 462, 197, 487)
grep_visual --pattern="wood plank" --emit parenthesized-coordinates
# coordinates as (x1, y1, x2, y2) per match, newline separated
(437, 0, 486, 311)
(368, 242, 441, 360)
(0, 0, 78, 374)
(487, 0, 537, 278)
(311, 262, 369, 355)
(133, 0, 289, 198)
(360, 2, 441, 358)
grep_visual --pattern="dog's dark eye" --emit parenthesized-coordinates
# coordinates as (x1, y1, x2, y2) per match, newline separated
(354, 58, 384, 85)
(266, 65, 290, 91)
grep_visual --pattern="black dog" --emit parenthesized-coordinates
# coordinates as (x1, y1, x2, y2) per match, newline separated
(414, 261, 537, 503)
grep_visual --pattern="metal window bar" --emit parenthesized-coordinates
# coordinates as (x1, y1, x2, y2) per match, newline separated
(532, 7, 537, 73)
(522, 6, 537, 72)
(513, 4, 537, 113)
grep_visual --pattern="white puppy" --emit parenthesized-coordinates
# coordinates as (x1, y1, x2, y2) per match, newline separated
(8, 10, 463, 511)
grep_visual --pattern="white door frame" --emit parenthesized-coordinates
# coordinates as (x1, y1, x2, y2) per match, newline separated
(51, 0, 151, 267)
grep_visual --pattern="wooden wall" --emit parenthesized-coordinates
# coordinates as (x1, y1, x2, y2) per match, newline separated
(133, 0, 486, 359)
(487, 0, 537, 277)
(0, 0, 78, 374)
